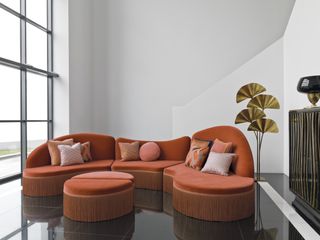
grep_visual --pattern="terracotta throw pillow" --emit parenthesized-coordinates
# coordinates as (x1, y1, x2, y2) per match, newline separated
(48, 138, 74, 165)
(81, 142, 92, 162)
(58, 143, 84, 166)
(139, 142, 161, 161)
(201, 151, 237, 176)
(211, 138, 233, 153)
(185, 139, 212, 170)
(119, 142, 140, 161)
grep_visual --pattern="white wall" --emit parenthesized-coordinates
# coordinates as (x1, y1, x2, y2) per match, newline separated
(53, 0, 69, 137)
(53, 0, 94, 136)
(68, 0, 94, 133)
(173, 39, 284, 173)
(90, 0, 294, 140)
(283, 0, 320, 175)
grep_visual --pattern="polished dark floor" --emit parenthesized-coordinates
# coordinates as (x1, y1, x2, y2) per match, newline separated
(0, 174, 306, 240)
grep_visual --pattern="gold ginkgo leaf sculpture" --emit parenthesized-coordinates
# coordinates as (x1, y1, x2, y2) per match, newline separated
(236, 83, 266, 103)
(247, 94, 280, 110)
(234, 83, 279, 181)
(235, 108, 266, 124)
(247, 119, 279, 133)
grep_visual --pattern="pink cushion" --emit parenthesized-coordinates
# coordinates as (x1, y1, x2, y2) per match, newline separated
(58, 143, 84, 166)
(201, 151, 236, 176)
(139, 142, 161, 161)
(211, 138, 233, 153)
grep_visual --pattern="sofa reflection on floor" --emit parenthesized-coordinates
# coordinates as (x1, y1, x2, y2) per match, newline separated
(22, 195, 63, 229)
(173, 210, 255, 240)
(134, 189, 163, 212)
(63, 211, 135, 240)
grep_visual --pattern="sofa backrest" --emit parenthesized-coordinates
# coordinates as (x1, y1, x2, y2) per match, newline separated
(56, 133, 115, 160)
(26, 133, 115, 168)
(115, 136, 191, 161)
(192, 126, 254, 178)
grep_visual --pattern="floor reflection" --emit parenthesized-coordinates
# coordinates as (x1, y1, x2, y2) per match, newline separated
(64, 211, 135, 240)
(134, 189, 163, 212)
(23, 195, 62, 223)
(14, 177, 305, 240)
(174, 210, 255, 240)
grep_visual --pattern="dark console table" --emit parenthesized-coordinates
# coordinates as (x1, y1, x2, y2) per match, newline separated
(289, 108, 320, 233)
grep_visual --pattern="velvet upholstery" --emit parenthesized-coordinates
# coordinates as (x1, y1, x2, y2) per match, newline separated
(174, 173, 254, 195)
(192, 126, 254, 178)
(23, 160, 113, 178)
(111, 160, 183, 172)
(22, 127, 255, 222)
(115, 136, 191, 161)
(26, 133, 115, 168)
(23, 133, 115, 196)
(63, 172, 134, 222)
(113, 136, 190, 190)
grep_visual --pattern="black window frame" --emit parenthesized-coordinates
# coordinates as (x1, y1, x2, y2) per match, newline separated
(0, 0, 58, 184)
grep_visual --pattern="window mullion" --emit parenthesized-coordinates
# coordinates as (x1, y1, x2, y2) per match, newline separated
(47, 0, 53, 139)
(20, 0, 27, 171)
(20, 0, 28, 236)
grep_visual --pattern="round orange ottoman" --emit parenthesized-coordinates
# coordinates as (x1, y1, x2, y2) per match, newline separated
(63, 171, 134, 222)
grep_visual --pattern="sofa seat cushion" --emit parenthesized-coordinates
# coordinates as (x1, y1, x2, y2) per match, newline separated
(23, 160, 113, 178)
(111, 160, 183, 172)
(164, 163, 192, 177)
(64, 179, 132, 196)
(174, 172, 254, 195)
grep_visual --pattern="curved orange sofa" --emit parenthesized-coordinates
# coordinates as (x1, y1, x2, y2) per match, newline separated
(112, 137, 190, 190)
(22, 126, 254, 222)
(23, 133, 115, 197)
(164, 126, 255, 221)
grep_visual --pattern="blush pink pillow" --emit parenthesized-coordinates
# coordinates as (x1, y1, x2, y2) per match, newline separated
(201, 151, 237, 176)
(211, 138, 233, 153)
(139, 142, 161, 161)
(58, 143, 84, 166)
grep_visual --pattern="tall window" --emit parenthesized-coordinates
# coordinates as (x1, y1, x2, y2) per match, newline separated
(0, 0, 57, 182)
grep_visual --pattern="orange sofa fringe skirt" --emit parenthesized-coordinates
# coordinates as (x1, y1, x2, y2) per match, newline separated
(64, 186, 134, 222)
(173, 183, 254, 222)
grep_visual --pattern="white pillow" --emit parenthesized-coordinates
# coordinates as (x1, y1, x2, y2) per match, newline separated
(58, 143, 84, 166)
(201, 151, 236, 176)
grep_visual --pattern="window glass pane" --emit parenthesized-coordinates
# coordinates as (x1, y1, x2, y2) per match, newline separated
(27, 122, 47, 154)
(0, 66, 20, 120)
(0, 207, 22, 239)
(0, 0, 20, 12)
(0, 123, 21, 179)
(26, 0, 47, 27)
(27, 23, 47, 70)
(0, 8, 20, 62)
(28, 223, 49, 240)
(27, 73, 47, 120)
